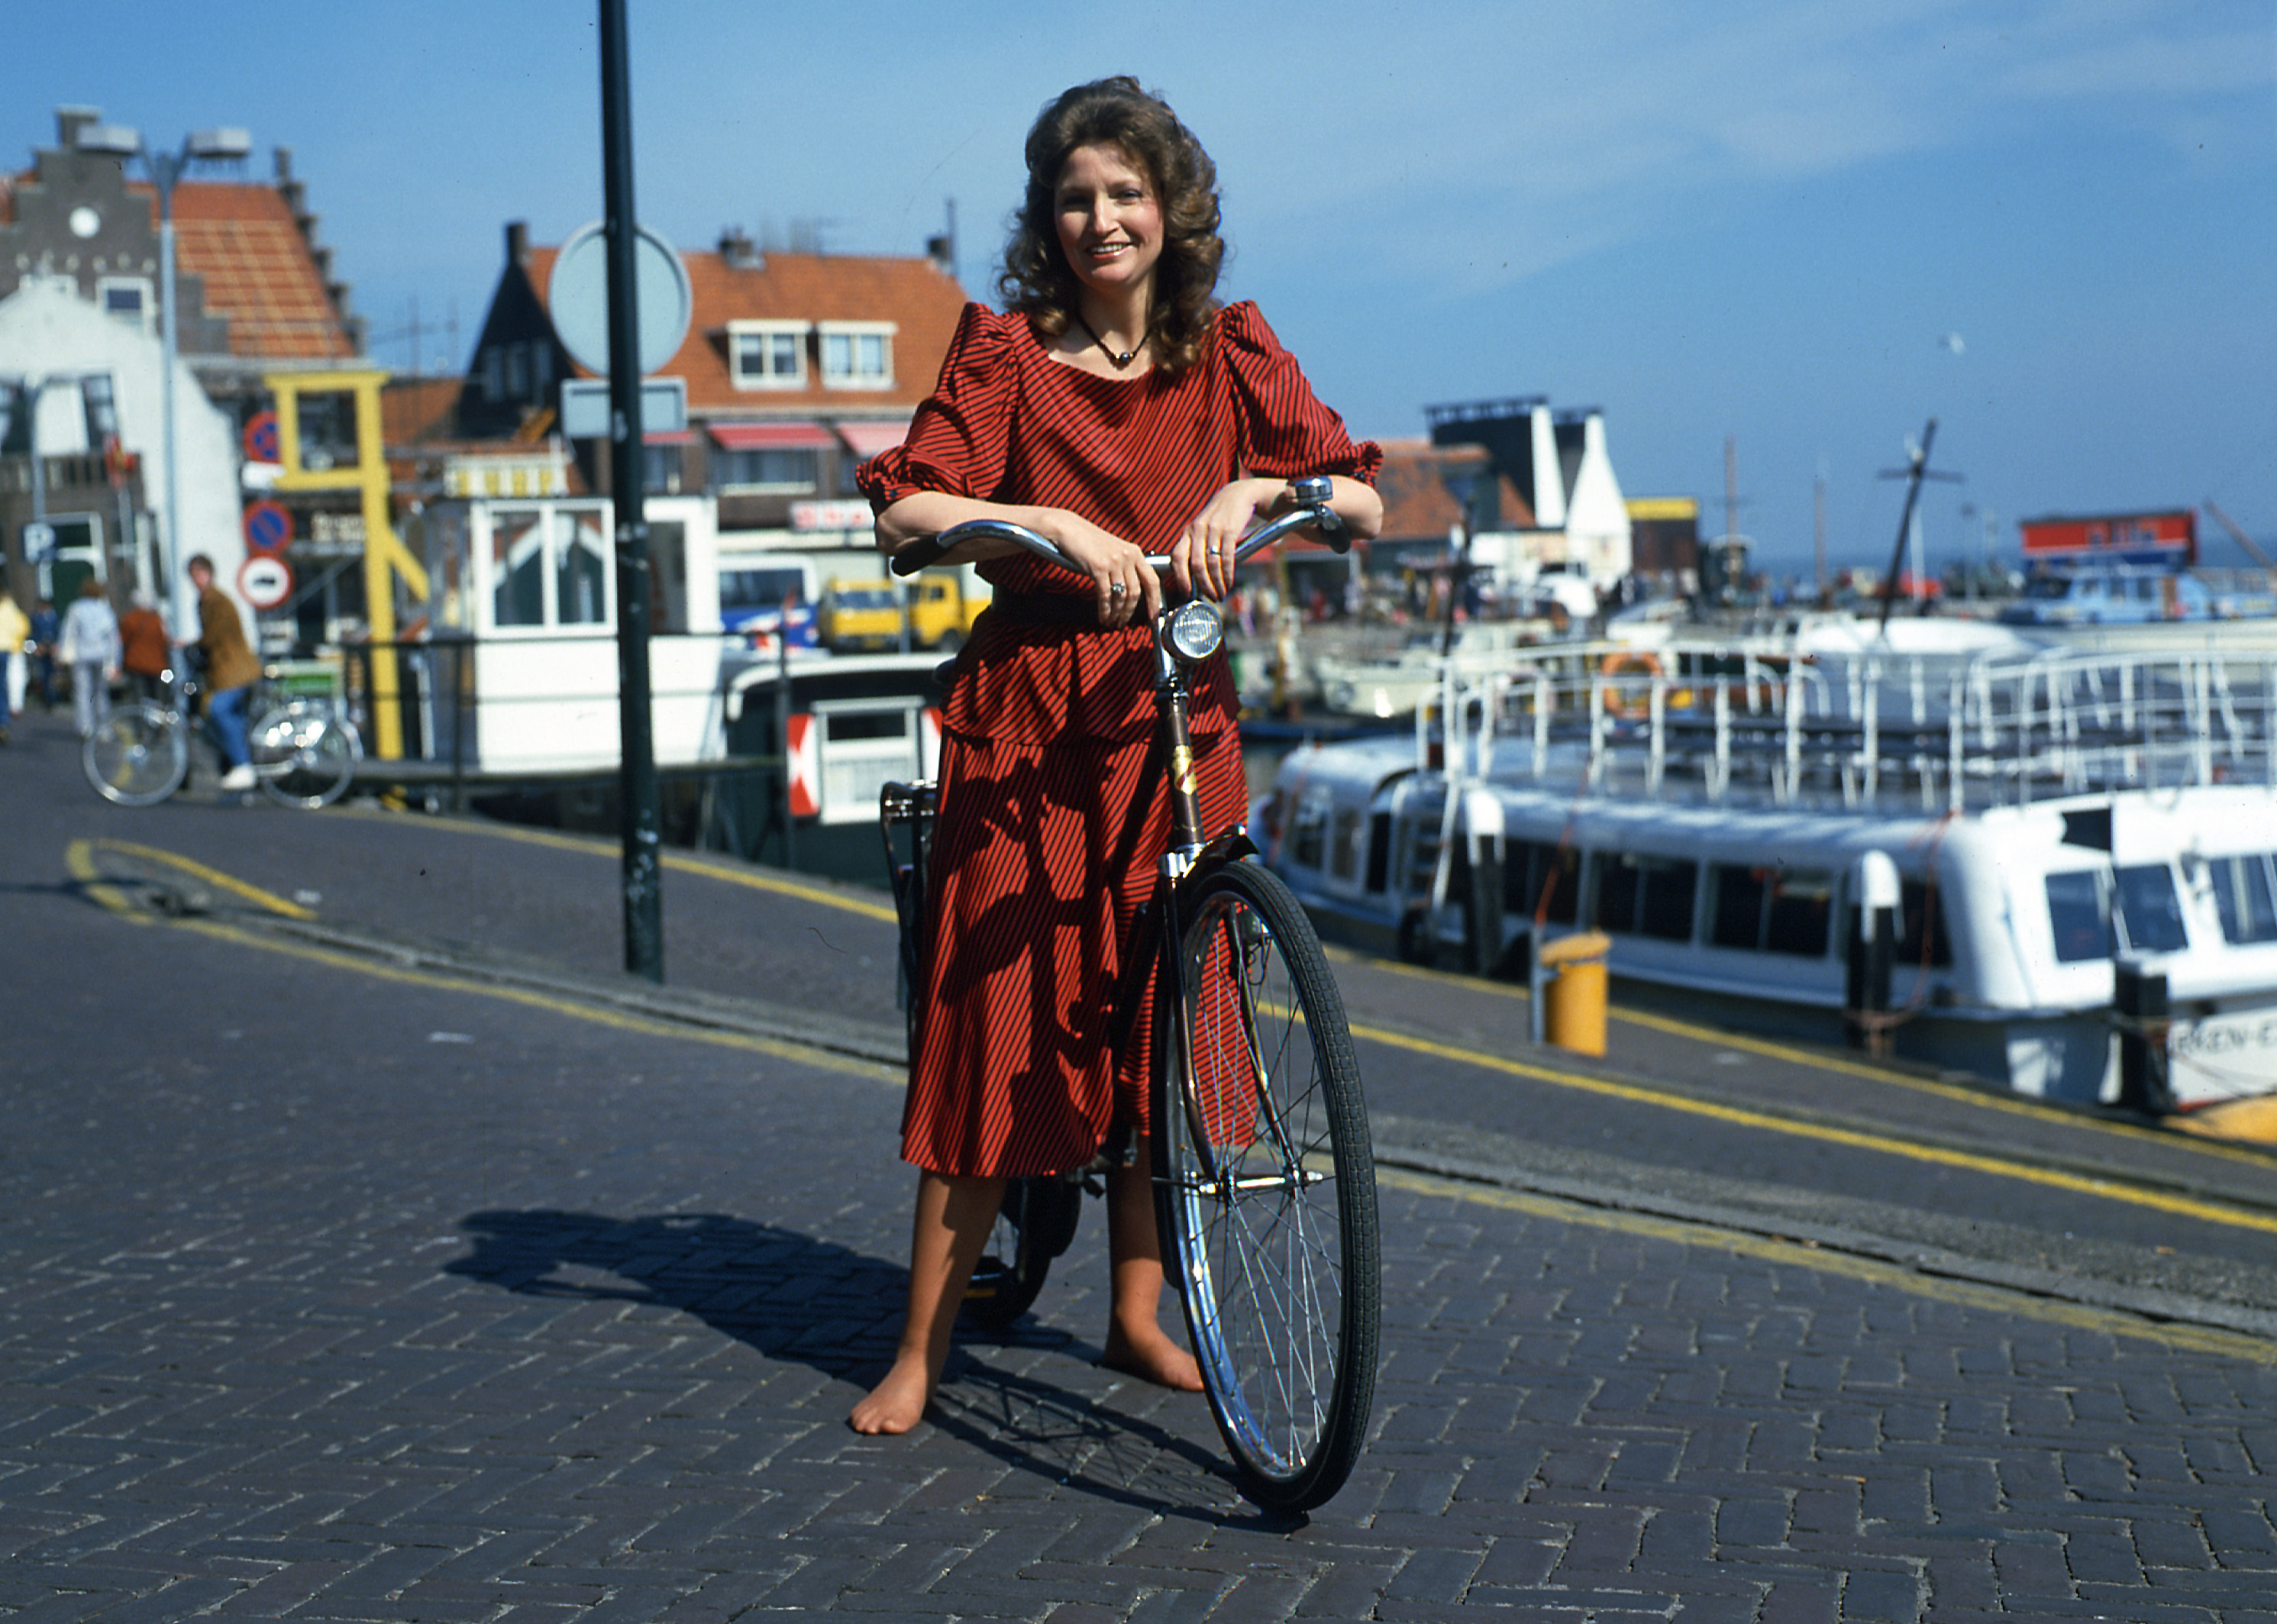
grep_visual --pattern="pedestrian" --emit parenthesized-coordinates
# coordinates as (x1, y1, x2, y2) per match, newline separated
(0, 587, 29, 744)
(184, 554, 260, 793)
(848, 76, 1383, 1435)
(28, 597, 59, 709)
(118, 590, 171, 705)
(57, 577, 120, 739)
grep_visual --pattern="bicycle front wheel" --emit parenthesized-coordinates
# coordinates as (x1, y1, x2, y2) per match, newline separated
(250, 702, 362, 809)
(1159, 859, 1379, 1512)
(82, 704, 189, 806)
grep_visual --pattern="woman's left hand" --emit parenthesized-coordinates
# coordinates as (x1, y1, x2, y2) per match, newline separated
(1171, 478, 1284, 602)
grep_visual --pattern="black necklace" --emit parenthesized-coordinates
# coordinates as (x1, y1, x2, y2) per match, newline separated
(1072, 312, 1147, 368)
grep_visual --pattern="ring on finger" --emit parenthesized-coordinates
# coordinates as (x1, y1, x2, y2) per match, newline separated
(1109, 580, 1127, 598)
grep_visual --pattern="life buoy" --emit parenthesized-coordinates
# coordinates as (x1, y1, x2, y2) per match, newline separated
(1598, 650, 1662, 719)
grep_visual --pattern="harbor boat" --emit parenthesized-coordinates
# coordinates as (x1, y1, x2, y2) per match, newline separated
(1257, 637, 2277, 1116)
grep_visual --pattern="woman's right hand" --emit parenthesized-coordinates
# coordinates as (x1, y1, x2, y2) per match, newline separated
(1044, 511, 1160, 628)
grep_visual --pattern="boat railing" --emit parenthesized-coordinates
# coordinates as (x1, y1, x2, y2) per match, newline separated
(1407, 638, 2277, 813)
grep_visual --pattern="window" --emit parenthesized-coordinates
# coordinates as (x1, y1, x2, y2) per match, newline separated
(1710, 864, 1768, 949)
(296, 389, 358, 473)
(713, 447, 818, 492)
(729, 321, 807, 389)
(819, 322, 894, 389)
(642, 443, 683, 495)
(1506, 841, 1579, 925)
(2046, 870, 2109, 964)
(2113, 863, 2187, 954)
(555, 509, 609, 625)
(505, 344, 529, 400)
(2210, 852, 2277, 946)
(98, 276, 152, 332)
(1329, 808, 1365, 883)
(1898, 878, 1955, 968)
(489, 506, 610, 630)
(1639, 857, 1699, 942)
(1287, 796, 1328, 870)
(481, 347, 505, 401)
(1764, 870, 1833, 957)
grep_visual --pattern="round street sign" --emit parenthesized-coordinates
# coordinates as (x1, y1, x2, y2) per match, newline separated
(243, 498, 294, 555)
(547, 221, 693, 378)
(238, 554, 294, 612)
(243, 409, 280, 465)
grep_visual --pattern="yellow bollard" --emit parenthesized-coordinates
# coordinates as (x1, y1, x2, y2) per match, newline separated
(1537, 930, 1611, 1057)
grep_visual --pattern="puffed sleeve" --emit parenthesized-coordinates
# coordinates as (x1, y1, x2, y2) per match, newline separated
(856, 303, 1022, 511)
(1219, 302, 1383, 487)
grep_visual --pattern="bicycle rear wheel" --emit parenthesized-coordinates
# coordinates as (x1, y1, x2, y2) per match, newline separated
(1158, 859, 1378, 1512)
(250, 701, 361, 809)
(82, 704, 189, 806)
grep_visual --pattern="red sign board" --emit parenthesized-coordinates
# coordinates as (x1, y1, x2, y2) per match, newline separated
(238, 554, 294, 611)
(2020, 509, 2195, 565)
(243, 499, 294, 554)
(244, 409, 281, 465)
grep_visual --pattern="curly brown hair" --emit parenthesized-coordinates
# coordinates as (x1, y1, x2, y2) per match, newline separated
(998, 76, 1226, 377)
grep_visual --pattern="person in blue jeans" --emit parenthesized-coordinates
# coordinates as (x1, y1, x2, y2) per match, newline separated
(185, 554, 260, 792)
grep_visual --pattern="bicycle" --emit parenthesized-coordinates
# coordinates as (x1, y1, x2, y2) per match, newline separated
(82, 663, 364, 810)
(878, 476, 1380, 1512)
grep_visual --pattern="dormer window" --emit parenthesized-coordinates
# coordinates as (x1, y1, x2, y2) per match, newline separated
(99, 276, 153, 333)
(730, 321, 808, 389)
(819, 321, 894, 389)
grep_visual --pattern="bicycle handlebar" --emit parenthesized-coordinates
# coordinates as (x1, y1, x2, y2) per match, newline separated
(888, 474, 1348, 579)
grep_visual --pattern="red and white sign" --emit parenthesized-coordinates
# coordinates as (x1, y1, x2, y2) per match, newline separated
(790, 499, 874, 532)
(238, 554, 295, 611)
(2020, 509, 2195, 564)
(786, 712, 820, 818)
(243, 498, 294, 554)
(920, 705, 942, 777)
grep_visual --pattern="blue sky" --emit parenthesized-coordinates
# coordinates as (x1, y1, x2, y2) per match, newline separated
(9, 1, 2272, 576)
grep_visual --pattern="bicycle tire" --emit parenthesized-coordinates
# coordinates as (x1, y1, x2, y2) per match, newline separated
(82, 704, 190, 806)
(249, 701, 362, 809)
(1158, 859, 1379, 1512)
(964, 1174, 1081, 1329)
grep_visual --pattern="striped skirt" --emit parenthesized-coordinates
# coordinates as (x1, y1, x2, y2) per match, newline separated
(900, 724, 1247, 1178)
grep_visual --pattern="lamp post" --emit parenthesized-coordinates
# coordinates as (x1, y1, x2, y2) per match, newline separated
(73, 121, 250, 623)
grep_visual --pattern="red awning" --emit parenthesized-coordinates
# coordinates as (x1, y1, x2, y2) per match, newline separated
(644, 429, 695, 445)
(708, 421, 837, 451)
(835, 419, 912, 458)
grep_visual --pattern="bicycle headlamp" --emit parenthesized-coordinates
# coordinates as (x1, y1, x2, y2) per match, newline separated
(1163, 599, 1224, 663)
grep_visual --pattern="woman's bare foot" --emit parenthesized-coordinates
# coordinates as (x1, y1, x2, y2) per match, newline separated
(1102, 1317, 1205, 1391)
(848, 1352, 934, 1434)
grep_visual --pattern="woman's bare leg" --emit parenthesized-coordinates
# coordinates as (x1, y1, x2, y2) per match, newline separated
(1100, 1144, 1203, 1390)
(850, 1169, 1004, 1434)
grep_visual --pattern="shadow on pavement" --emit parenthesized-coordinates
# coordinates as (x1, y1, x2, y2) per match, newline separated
(444, 1207, 1289, 1524)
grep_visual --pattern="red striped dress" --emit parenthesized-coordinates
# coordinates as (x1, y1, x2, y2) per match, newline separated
(858, 300, 1381, 1178)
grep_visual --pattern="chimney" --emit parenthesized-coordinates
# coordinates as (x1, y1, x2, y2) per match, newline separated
(55, 105, 100, 150)
(506, 220, 529, 267)
(717, 226, 758, 270)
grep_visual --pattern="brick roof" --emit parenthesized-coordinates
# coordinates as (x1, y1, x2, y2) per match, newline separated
(1376, 439, 1533, 541)
(156, 179, 355, 363)
(522, 242, 968, 416)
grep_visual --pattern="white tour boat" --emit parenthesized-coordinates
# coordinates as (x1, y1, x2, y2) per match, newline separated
(1258, 637, 2277, 1117)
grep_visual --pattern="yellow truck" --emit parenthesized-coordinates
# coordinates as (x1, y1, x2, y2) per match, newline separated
(816, 567, 993, 653)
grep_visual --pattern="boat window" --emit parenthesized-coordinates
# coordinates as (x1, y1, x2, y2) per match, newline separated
(2113, 863, 2188, 954)
(2209, 852, 2277, 946)
(1365, 811, 1391, 893)
(1593, 853, 1697, 941)
(1288, 797, 1328, 870)
(1709, 864, 1768, 950)
(1765, 870, 1833, 957)
(1593, 854, 1641, 934)
(1329, 808, 1365, 883)
(2045, 870, 2111, 964)
(1898, 878, 1955, 969)
(1510, 841, 1579, 925)
(1639, 859, 1698, 942)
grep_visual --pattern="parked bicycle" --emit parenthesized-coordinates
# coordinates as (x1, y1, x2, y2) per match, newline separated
(82, 663, 364, 810)
(879, 476, 1380, 1512)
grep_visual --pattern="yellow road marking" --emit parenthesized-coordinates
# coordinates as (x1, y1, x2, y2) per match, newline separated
(1376, 1167, 2277, 1364)
(1348, 1018, 2277, 1239)
(72, 838, 319, 921)
(331, 803, 902, 922)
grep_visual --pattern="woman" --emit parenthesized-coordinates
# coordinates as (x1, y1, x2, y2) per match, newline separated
(851, 76, 1383, 1435)
(58, 577, 121, 739)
